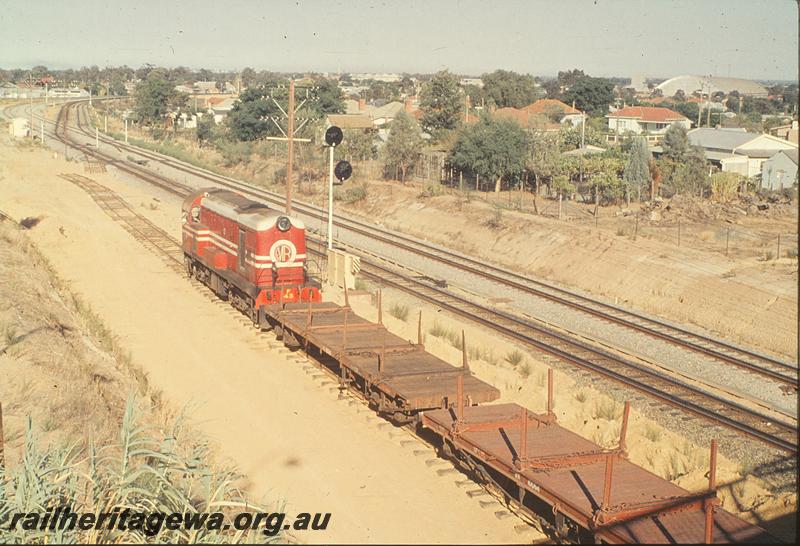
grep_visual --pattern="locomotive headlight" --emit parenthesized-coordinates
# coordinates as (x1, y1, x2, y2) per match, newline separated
(276, 216, 291, 232)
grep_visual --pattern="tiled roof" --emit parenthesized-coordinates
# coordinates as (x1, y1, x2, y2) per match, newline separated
(326, 114, 374, 129)
(607, 106, 688, 122)
(524, 99, 581, 115)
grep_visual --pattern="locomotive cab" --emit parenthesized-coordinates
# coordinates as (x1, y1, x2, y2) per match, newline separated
(181, 188, 320, 310)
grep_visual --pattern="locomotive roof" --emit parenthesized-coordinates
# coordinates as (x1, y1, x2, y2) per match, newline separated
(202, 189, 305, 231)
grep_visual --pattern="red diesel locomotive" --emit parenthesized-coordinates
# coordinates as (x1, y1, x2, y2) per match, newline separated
(181, 188, 321, 327)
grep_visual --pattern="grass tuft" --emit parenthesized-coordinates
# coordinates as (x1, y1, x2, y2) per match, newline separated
(388, 302, 409, 322)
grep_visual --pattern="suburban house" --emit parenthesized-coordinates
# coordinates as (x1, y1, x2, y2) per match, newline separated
(769, 120, 799, 145)
(208, 97, 237, 124)
(493, 106, 565, 131)
(606, 106, 691, 143)
(325, 114, 375, 131)
(524, 99, 584, 127)
(760, 149, 798, 190)
(686, 127, 798, 179)
(343, 97, 418, 127)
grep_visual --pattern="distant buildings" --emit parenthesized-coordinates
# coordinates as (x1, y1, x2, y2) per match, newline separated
(655, 75, 768, 98)
(459, 77, 483, 88)
(350, 73, 402, 83)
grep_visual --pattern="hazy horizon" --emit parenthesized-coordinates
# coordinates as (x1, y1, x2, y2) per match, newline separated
(1, 0, 797, 81)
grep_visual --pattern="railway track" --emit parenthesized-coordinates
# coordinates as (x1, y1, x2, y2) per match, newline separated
(56, 99, 797, 391)
(47, 101, 798, 453)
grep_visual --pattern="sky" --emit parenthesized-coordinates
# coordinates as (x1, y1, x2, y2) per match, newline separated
(0, 0, 797, 81)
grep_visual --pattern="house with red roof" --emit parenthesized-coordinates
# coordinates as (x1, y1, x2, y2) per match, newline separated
(606, 106, 691, 140)
(523, 99, 584, 127)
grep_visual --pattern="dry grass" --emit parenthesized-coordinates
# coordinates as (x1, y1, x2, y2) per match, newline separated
(592, 398, 621, 421)
(388, 302, 409, 322)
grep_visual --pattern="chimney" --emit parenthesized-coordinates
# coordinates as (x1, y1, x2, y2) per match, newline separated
(404, 98, 413, 112)
(358, 98, 366, 111)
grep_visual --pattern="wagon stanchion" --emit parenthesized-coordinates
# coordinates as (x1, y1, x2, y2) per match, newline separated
(518, 406, 529, 467)
(601, 453, 615, 511)
(417, 310, 423, 347)
(619, 401, 631, 452)
(705, 439, 718, 544)
(377, 289, 383, 324)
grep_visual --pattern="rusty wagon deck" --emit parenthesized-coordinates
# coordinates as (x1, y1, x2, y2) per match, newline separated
(267, 301, 500, 415)
(422, 403, 770, 544)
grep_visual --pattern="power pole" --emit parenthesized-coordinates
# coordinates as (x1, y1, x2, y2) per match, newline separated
(29, 72, 34, 140)
(286, 79, 296, 214)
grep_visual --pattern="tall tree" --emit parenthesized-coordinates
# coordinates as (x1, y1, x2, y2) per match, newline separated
(624, 137, 651, 200)
(134, 70, 187, 126)
(563, 77, 614, 117)
(450, 116, 528, 192)
(226, 86, 285, 141)
(661, 124, 691, 161)
(383, 112, 424, 183)
(557, 68, 587, 90)
(481, 69, 539, 108)
(419, 70, 463, 140)
(313, 79, 345, 115)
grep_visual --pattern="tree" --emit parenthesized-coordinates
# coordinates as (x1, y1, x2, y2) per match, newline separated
(419, 70, 463, 140)
(558, 123, 604, 151)
(661, 124, 691, 161)
(196, 115, 215, 147)
(450, 116, 528, 192)
(134, 70, 187, 126)
(383, 112, 424, 183)
(338, 129, 376, 162)
(557, 69, 587, 90)
(313, 79, 345, 115)
(542, 79, 561, 99)
(226, 87, 281, 141)
(109, 76, 127, 96)
(673, 89, 686, 101)
(527, 130, 561, 191)
(481, 69, 539, 108)
(241, 67, 257, 88)
(563, 77, 614, 118)
(659, 124, 709, 196)
(624, 137, 651, 201)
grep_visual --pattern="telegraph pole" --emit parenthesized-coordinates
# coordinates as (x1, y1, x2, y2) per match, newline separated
(29, 72, 34, 140)
(285, 79, 296, 214)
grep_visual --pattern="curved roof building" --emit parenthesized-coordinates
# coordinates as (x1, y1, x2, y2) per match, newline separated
(656, 75, 768, 97)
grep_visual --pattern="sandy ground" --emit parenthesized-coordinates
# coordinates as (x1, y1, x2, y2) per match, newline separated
(0, 140, 541, 543)
(336, 182, 798, 360)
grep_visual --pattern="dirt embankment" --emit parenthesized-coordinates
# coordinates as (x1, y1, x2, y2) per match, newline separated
(338, 181, 798, 359)
(0, 222, 142, 458)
